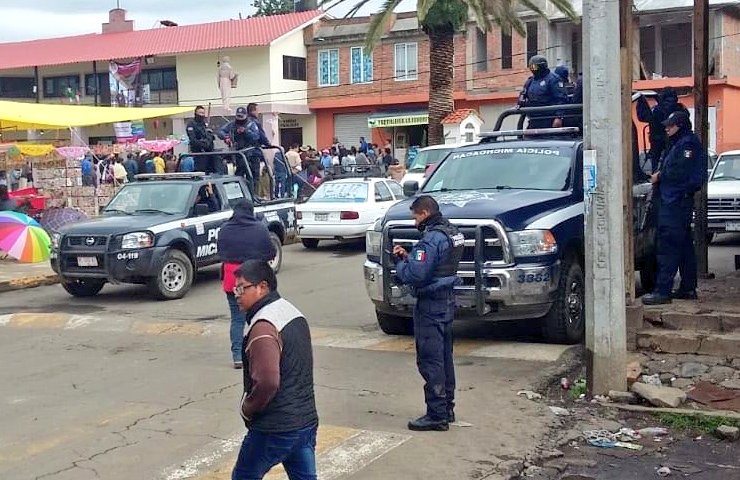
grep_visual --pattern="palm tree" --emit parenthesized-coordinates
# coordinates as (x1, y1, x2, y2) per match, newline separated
(329, 0, 576, 145)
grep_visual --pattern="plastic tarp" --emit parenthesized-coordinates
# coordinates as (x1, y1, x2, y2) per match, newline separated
(0, 100, 192, 130)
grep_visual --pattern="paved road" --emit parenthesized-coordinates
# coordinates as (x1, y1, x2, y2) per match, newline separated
(1, 241, 572, 480)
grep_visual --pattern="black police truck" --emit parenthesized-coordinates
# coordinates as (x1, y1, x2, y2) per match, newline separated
(50, 171, 297, 300)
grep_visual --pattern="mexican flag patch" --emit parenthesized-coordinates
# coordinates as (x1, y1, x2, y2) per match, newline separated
(415, 250, 427, 261)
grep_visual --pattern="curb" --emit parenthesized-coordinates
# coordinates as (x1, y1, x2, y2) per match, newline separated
(0, 274, 60, 293)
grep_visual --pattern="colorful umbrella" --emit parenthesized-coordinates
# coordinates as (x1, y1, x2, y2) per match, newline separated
(0, 211, 51, 263)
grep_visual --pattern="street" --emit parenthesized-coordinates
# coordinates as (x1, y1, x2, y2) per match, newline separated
(1, 241, 576, 480)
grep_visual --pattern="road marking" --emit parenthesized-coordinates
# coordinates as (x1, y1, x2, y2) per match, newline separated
(64, 314, 101, 330)
(162, 425, 409, 480)
(0, 314, 11, 326)
(9, 313, 69, 329)
(130, 321, 209, 336)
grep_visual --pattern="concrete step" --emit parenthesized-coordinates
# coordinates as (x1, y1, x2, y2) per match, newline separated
(637, 329, 740, 357)
(643, 310, 740, 333)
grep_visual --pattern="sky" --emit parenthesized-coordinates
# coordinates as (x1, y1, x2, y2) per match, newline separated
(0, 0, 416, 42)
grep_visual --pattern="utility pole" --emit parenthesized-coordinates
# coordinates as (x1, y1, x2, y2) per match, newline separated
(694, 0, 710, 277)
(583, 0, 628, 395)
(620, 0, 635, 305)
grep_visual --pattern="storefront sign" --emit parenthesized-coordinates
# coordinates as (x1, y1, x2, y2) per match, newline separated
(368, 114, 428, 128)
(279, 118, 300, 129)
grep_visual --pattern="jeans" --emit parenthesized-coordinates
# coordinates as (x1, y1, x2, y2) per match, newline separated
(232, 425, 317, 480)
(226, 293, 245, 362)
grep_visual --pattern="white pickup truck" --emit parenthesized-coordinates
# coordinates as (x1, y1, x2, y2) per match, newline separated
(707, 151, 740, 242)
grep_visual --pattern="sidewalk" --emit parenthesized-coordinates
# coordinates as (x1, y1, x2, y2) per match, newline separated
(0, 257, 58, 293)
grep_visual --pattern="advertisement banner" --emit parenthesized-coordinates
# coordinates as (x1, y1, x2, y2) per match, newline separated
(109, 59, 143, 107)
(113, 120, 146, 143)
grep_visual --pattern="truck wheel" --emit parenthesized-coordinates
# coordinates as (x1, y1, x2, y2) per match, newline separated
(149, 250, 193, 300)
(377, 311, 413, 335)
(62, 279, 105, 297)
(268, 232, 283, 274)
(639, 255, 657, 294)
(542, 256, 585, 344)
(302, 238, 319, 249)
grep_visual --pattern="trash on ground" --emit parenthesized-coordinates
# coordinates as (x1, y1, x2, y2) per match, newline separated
(614, 441, 643, 450)
(656, 466, 672, 477)
(517, 390, 543, 401)
(638, 427, 669, 437)
(617, 428, 641, 441)
(549, 406, 571, 416)
(642, 373, 662, 386)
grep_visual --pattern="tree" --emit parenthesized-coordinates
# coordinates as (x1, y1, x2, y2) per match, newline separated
(252, 0, 295, 16)
(332, 0, 576, 145)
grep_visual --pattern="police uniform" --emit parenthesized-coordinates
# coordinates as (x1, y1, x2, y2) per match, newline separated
(186, 116, 220, 174)
(395, 213, 464, 429)
(636, 89, 690, 173)
(518, 56, 568, 129)
(644, 112, 706, 305)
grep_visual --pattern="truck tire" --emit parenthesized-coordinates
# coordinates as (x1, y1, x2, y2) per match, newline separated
(302, 238, 319, 249)
(377, 311, 413, 335)
(639, 255, 657, 294)
(542, 256, 585, 344)
(149, 250, 194, 300)
(61, 279, 105, 297)
(268, 232, 283, 274)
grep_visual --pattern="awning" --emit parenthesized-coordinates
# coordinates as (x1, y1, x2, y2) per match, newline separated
(367, 110, 428, 128)
(0, 100, 193, 130)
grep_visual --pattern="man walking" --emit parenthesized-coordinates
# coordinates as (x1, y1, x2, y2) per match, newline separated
(392, 196, 464, 431)
(642, 111, 706, 305)
(231, 260, 318, 480)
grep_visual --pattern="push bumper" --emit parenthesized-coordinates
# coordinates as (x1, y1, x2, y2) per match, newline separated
(52, 247, 169, 283)
(363, 259, 560, 322)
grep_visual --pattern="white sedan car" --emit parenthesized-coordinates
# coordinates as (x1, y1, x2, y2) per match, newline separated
(297, 177, 404, 248)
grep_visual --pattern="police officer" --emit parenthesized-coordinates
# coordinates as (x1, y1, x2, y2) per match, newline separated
(186, 105, 219, 174)
(636, 88, 690, 173)
(392, 196, 464, 431)
(642, 111, 706, 305)
(217, 106, 252, 179)
(518, 55, 568, 129)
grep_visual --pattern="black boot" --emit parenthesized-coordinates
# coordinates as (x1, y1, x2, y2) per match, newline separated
(448, 410, 455, 424)
(408, 415, 449, 431)
(672, 290, 698, 300)
(642, 293, 672, 305)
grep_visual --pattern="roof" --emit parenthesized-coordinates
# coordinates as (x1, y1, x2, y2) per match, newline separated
(0, 10, 323, 70)
(441, 109, 480, 125)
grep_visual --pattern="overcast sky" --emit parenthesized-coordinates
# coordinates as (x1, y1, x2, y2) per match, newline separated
(0, 0, 416, 42)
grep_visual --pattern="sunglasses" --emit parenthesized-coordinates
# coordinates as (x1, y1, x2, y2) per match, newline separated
(233, 283, 258, 297)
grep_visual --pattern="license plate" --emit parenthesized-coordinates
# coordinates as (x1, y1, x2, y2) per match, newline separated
(77, 256, 98, 267)
(727, 221, 740, 231)
(314, 213, 328, 222)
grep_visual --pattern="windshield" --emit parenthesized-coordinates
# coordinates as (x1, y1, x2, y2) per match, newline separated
(309, 182, 368, 203)
(712, 155, 740, 181)
(408, 148, 453, 172)
(422, 147, 574, 192)
(104, 183, 193, 215)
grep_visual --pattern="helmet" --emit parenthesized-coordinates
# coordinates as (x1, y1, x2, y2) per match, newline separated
(529, 55, 548, 70)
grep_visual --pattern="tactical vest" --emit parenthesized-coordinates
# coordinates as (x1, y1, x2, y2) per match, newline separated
(428, 223, 465, 277)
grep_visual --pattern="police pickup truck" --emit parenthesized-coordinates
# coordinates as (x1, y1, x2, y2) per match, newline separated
(50, 172, 297, 300)
(364, 106, 656, 344)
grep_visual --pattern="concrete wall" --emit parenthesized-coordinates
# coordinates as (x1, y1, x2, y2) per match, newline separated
(269, 30, 309, 106)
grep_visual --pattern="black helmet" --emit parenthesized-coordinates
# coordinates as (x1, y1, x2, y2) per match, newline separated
(528, 55, 548, 69)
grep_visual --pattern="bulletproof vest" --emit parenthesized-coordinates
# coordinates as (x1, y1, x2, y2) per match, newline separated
(428, 223, 465, 278)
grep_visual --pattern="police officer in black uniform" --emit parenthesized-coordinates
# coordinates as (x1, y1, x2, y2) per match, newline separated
(643, 111, 706, 305)
(393, 196, 464, 431)
(518, 55, 569, 129)
(186, 105, 220, 174)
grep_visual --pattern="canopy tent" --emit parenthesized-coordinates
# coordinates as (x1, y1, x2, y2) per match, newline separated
(0, 100, 192, 130)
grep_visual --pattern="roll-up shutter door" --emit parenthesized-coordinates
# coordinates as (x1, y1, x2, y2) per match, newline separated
(333, 113, 370, 149)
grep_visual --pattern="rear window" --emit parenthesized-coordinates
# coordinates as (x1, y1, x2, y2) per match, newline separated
(309, 182, 369, 203)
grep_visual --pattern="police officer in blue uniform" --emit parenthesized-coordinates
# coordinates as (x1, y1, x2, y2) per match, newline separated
(393, 196, 465, 431)
(518, 55, 569, 129)
(636, 89, 691, 174)
(643, 111, 706, 305)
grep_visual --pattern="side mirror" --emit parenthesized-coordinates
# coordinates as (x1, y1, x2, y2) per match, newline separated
(193, 203, 210, 216)
(403, 180, 419, 197)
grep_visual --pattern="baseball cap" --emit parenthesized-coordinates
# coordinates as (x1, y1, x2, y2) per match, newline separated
(235, 106, 248, 120)
(662, 111, 690, 128)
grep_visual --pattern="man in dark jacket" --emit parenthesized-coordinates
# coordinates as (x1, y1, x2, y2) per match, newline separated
(231, 260, 318, 479)
(186, 105, 220, 174)
(218, 201, 276, 368)
(636, 88, 690, 173)
(123, 154, 138, 182)
(518, 55, 568, 129)
(643, 112, 706, 305)
(393, 196, 464, 431)
(218, 106, 252, 179)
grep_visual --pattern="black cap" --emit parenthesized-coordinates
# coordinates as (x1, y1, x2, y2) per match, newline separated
(662, 111, 690, 128)
(235, 106, 248, 120)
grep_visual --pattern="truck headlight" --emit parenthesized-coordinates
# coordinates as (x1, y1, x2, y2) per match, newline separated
(51, 233, 61, 250)
(509, 230, 557, 257)
(121, 232, 154, 249)
(366, 220, 383, 259)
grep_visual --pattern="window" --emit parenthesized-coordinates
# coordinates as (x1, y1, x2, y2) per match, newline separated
(283, 56, 307, 81)
(501, 28, 513, 69)
(374, 182, 393, 202)
(464, 122, 476, 143)
(84, 73, 108, 96)
(44, 75, 80, 98)
(350, 46, 373, 83)
(526, 21, 539, 62)
(394, 43, 418, 81)
(475, 29, 488, 72)
(318, 49, 339, 86)
(140, 68, 177, 91)
(222, 181, 252, 207)
(0, 77, 35, 98)
(386, 181, 404, 199)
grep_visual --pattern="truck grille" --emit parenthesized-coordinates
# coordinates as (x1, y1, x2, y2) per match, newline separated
(60, 254, 107, 275)
(67, 235, 109, 248)
(708, 197, 740, 212)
